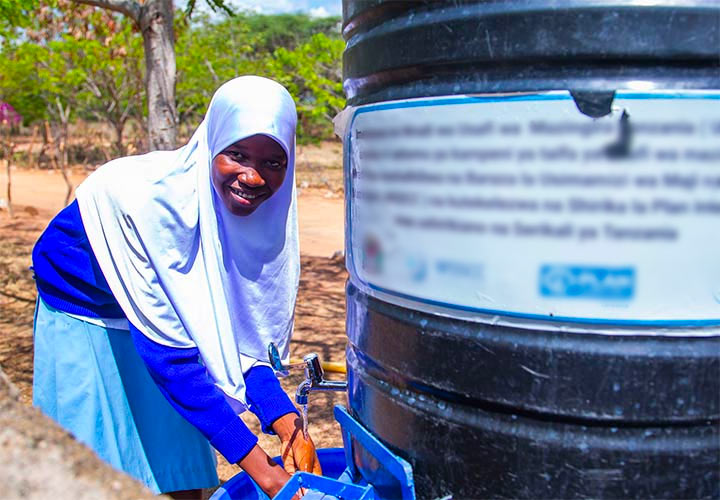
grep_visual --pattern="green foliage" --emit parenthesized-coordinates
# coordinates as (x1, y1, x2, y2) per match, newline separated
(240, 13, 340, 54)
(0, 43, 46, 124)
(264, 33, 345, 142)
(1, 8, 345, 144)
(176, 13, 345, 143)
(65, 12, 144, 120)
(175, 12, 263, 129)
(0, 29, 88, 126)
(0, 0, 43, 32)
(184, 0, 234, 18)
(0, 1, 144, 158)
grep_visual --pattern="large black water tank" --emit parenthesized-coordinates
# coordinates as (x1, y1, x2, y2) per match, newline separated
(341, 1, 720, 498)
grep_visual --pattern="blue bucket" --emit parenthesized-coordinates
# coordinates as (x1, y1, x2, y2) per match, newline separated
(209, 448, 347, 500)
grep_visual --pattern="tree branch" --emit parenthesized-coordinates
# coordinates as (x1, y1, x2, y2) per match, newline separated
(71, 0, 141, 22)
(204, 59, 220, 83)
(83, 73, 103, 98)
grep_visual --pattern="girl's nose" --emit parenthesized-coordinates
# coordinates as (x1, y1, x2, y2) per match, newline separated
(239, 167, 265, 186)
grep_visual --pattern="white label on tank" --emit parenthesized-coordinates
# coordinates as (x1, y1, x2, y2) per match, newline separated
(345, 91, 720, 326)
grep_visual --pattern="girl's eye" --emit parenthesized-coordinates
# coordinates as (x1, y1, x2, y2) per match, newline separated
(229, 151, 245, 161)
(265, 160, 283, 170)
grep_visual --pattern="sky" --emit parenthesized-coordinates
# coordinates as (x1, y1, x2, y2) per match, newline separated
(227, 0, 342, 17)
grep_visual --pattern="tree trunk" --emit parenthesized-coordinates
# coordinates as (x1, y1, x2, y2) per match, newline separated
(44, 120, 73, 206)
(113, 119, 126, 157)
(96, 131, 113, 163)
(26, 124, 39, 169)
(139, 0, 177, 151)
(5, 158, 12, 218)
(59, 120, 73, 205)
(72, 0, 178, 152)
(4, 138, 14, 218)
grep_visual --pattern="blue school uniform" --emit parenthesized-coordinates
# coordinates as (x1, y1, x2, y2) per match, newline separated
(32, 200, 298, 493)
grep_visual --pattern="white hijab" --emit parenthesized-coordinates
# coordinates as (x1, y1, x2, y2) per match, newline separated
(76, 76, 299, 406)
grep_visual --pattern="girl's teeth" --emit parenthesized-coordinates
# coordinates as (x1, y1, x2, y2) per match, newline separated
(230, 187, 258, 199)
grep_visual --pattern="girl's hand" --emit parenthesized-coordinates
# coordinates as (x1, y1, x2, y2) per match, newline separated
(237, 444, 300, 499)
(273, 413, 323, 476)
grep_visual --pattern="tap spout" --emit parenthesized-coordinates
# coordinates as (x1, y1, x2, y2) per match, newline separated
(295, 353, 348, 405)
(295, 378, 347, 405)
(296, 379, 312, 405)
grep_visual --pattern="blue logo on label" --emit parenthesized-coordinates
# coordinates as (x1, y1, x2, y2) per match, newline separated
(539, 265, 635, 300)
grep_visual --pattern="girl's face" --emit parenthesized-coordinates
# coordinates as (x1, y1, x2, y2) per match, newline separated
(211, 134, 288, 216)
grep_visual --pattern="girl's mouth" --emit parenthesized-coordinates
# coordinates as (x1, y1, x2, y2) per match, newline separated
(228, 184, 267, 204)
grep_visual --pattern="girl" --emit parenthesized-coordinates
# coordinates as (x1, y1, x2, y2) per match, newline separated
(31, 76, 320, 498)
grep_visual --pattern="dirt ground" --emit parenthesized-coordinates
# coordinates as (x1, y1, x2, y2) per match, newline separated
(0, 141, 348, 485)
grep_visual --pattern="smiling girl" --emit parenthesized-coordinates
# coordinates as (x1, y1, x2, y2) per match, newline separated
(31, 77, 319, 499)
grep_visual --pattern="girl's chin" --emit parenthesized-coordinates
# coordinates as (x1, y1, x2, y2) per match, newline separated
(226, 200, 257, 216)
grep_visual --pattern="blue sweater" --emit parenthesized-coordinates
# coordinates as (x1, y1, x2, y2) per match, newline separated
(32, 200, 298, 463)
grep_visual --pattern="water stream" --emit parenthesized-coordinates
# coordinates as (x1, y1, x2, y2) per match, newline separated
(301, 403, 309, 439)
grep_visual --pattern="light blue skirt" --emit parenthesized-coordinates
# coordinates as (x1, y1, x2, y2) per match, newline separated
(32, 297, 219, 494)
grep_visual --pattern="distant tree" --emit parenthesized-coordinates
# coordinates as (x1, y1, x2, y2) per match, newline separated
(174, 12, 261, 133)
(266, 33, 345, 142)
(0, 101, 21, 216)
(0, 40, 46, 125)
(72, 0, 232, 150)
(0, 0, 44, 124)
(18, 35, 81, 203)
(241, 13, 341, 53)
(1, 2, 346, 153)
(0, 6, 79, 202)
(2, 2, 144, 157)
(175, 13, 345, 143)
(0, 2, 146, 202)
(71, 0, 177, 150)
(64, 9, 144, 156)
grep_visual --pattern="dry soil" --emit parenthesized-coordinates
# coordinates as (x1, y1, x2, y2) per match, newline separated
(0, 141, 348, 487)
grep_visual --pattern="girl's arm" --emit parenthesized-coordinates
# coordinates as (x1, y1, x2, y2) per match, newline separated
(238, 445, 293, 497)
(128, 324, 294, 496)
(244, 365, 298, 432)
(245, 366, 322, 475)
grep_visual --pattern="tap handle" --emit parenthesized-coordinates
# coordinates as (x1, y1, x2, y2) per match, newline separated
(267, 342, 306, 375)
(267, 342, 288, 375)
(269, 342, 342, 381)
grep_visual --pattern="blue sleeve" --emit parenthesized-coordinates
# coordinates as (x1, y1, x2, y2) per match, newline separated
(128, 323, 258, 464)
(245, 366, 299, 434)
(32, 200, 125, 319)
